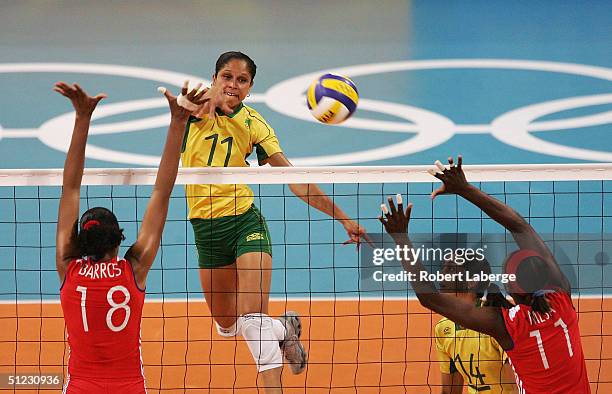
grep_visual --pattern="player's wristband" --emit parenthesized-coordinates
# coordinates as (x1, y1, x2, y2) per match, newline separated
(177, 94, 200, 112)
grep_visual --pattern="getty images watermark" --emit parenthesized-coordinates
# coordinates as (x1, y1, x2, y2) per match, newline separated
(370, 244, 516, 284)
(359, 233, 587, 293)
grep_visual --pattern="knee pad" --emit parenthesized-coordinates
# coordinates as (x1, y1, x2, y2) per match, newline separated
(239, 313, 283, 372)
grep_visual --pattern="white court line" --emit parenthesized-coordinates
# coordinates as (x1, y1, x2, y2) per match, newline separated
(2, 128, 39, 138)
(454, 125, 491, 133)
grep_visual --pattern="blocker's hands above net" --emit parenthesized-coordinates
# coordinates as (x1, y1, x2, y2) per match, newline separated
(200, 84, 235, 118)
(378, 194, 412, 245)
(187, 83, 234, 119)
(53, 82, 106, 117)
(158, 80, 210, 120)
(428, 155, 470, 199)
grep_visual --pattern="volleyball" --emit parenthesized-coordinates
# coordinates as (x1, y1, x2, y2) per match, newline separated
(306, 73, 359, 124)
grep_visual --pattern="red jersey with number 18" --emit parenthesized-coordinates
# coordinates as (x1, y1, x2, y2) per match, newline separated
(501, 290, 590, 394)
(60, 257, 145, 380)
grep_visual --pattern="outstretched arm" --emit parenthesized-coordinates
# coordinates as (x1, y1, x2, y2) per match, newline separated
(54, 82, 106, 282)
(380, 195, 511, 348)
(125, 83, 208, 289)
(430, 156, 569, 292)
(265, 152, 372, 246)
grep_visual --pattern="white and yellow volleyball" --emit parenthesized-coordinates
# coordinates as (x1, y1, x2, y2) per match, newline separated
(307, 73, 359, 124)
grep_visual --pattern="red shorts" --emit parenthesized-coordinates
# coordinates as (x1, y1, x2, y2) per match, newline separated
(63, 376, 145, 394)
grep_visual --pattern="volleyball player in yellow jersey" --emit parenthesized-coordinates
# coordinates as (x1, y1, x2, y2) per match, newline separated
(434, 259, 517, 394)
(181, 51, 369, 393)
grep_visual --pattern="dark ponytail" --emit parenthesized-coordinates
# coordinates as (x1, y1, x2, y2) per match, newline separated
(480, 283, 514, 309)
(77, 224, 124, 261)
(530, 290, 553, 314)
(505, 254, 554, 312)
(77, 207, 124, 261)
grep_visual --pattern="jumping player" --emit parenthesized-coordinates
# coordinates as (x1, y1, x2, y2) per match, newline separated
(181, 51, 370, 392)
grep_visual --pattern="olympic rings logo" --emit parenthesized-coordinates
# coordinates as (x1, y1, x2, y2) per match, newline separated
(1, 59, 611, 165)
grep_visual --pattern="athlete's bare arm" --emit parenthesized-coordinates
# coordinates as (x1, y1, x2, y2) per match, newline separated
(264, 152, 372, 247)
(125, 84, 207, 289)
(430, 156, 570, 293)
(54, 82, 106, 283)
(380, 196, 513, 349)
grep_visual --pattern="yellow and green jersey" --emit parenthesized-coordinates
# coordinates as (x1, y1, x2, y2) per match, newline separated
(181, 103, 283, 219)
(435, 317, 509, 393)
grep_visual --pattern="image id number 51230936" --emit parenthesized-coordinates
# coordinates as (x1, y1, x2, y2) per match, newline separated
(0, 373, 63, 388)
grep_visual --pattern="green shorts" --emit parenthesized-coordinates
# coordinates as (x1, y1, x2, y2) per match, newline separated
(191, 205, 272, 269)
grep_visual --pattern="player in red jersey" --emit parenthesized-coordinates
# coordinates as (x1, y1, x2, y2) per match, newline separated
(379, 155, 590, 394)
(55, 81, 207, 393)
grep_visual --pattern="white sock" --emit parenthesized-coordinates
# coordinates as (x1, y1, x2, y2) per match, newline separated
(239, 313, 283, 372)
(216, 320, 240, 337)
(272, 318, 286, 341)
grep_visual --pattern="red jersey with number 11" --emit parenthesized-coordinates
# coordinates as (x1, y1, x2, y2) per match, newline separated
(60, 257, 145, 380)
(501, 290, 590, 394)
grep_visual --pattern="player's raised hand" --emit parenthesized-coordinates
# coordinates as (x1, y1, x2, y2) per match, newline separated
(181, 80, 209, 108)
(201, 83, 235, 118)
(428, 155, 469, 199)
(378, 194, 412, 244)
(158, 81, 209, 122)
(53, 82, 106, 117)
(341, 219, 374, 249)
(157, 86, 188, 121)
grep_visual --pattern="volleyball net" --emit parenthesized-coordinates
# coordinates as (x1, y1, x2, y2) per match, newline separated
(0, 164, 610, 392)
